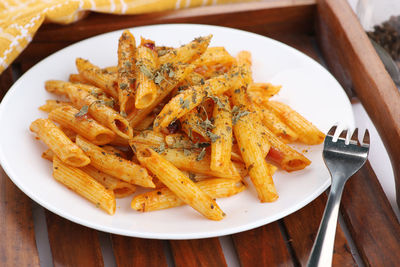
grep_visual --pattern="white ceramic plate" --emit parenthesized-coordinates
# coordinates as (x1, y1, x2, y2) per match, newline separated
(0, 24, 354, 239)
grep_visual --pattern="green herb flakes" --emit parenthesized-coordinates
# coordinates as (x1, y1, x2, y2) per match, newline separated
(232, 106, 250, 125)
(196, 147, 206, 161)
(154, 143, 166, 154)
(119, 83, 128, 90)
(206, 131, 220, 143)
(75, 105, 89, 117)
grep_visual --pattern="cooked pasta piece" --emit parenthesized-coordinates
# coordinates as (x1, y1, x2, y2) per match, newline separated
(210, 95, 232, 172)
(30, 119, 90, 167)
(164, 133, 193, 149)
(80, 165, 136, 198)
(135, 46, 159, 109)
(64, 82, 133, 139)
(144, 147, 241, 180)
(42, 149, 135, 198)
(39, 100, 72, 113)
(253, 103, 298, 144)
(131, 130, 165, 147)
(266, 101, 325, 145)
(101, 145, 128, 159)
(69, 73, 89, 84)
(153, 68, 239, 131)
(75, 135, 155, 188)
(247, 83, 281, 104)
(262, 126, 311, 172)
(193, 47, 235, 68)
(135, 146, 225, 220)
(127, 63, 194, 128)
(132, 178, 245, 212)
(117, 30, 137, 114)
(236, 51, 253, 85)
(180, 108, 210, 141)
(49, 106, 115, 145)
(53, 156, 116, 215)
(159, 35, 212, 65)
(76, 58, 118, 99)
(230, 86, 278, 202)
(229, 52, 278, 202)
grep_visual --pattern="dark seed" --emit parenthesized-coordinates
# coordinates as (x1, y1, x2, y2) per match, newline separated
(144, 42, 155, 51)
(167, 120, 181, 134)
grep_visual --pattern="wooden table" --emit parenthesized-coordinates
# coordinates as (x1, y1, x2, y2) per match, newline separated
(1, 0, 400, 266)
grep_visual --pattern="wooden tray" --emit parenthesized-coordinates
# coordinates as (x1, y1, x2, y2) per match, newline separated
(1, 0, 399, 266)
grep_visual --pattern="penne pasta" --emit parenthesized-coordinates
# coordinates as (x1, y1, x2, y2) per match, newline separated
(64, 82, 133, 139)
(133, 113, 156, 131)
(131, 130, 165, 147)
(117, 30, 137, 114)
(262, 126, 311, 172)
(210, 95, 233, 172)
(253, 103, 298, 144)
(80, 165, 136, 198)
(75, 135, 155, 188)
(30, 119, 90, 167)
(266, 101, 325, 145)
(76, 58, 118, 99)
(159, 35, 212, 65)
(247, 83, 281, 104)
(69, 73, 90, 84)
(146, 147, 241, 180)
(42, 149, 135, 198)
(135, 46, 159, 109)
(127, 63, 194, 128)
(53, 156, 116, 215)
(230, 87, 278, 202)
(49, 106, 115, 145)
(180, 108, 210, 141)
(39, 99, 72, 113)
(193, 47, 235, 68)
(153, 68, 239, 131)
(101, 145, 128, 159)
(30, 31, 326, 219)
(132, 178, 246, 212)
(135, 146, 225, 220)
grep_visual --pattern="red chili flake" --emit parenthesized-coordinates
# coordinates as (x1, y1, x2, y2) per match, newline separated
(144, 43, 155, 50)
(167, 120, 181, 134)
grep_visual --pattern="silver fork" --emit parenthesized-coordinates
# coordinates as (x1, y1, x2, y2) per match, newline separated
(307, 126, 370, 267)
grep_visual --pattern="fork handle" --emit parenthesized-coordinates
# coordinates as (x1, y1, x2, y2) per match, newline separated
(307, 177, 346, 267)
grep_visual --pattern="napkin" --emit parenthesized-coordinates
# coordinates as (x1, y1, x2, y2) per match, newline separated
(0, 0, 256, 75)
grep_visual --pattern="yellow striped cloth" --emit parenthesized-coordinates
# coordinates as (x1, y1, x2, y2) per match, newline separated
(0, 0, 257, 75)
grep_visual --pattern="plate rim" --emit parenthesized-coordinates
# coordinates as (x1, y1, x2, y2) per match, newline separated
(0, 23, 354, 239)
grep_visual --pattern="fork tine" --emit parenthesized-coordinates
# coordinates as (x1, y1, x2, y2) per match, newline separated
(338, 129, 348, 140)
(363, 129, 370, 146)
(327, 125, 337, 136)
(350, 128, 359, 144)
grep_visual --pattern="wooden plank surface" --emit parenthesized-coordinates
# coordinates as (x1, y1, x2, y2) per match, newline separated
(284, 195, 356, 266)
(111, 236, 168, 267)
(317, 0, 400, 208)
(169, 238, 227, 267)
(341, 162, 400, 266)
(317, 0, 400, 265)
(0, 168, 40, 267)
(1, 1, 400, 266)
(232, 222, 294, 267)
(46, 211, 104, 267)
(16, 2, 315, 65)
